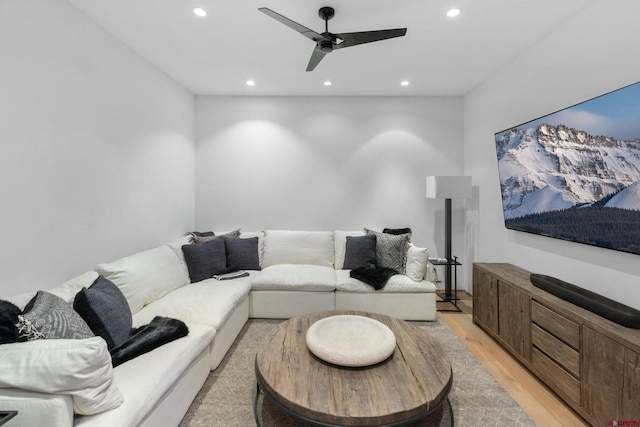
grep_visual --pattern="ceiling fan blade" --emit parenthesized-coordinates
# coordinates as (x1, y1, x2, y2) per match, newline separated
(306, 47, 327, 72)
(259, 7, 327, 42)
(335, 28, 407, 49)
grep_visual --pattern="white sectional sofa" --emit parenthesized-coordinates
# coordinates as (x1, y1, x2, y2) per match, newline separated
(0, 229, 436, 427)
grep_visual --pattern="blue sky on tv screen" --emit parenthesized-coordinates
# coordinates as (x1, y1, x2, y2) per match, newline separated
(498, 81, 640, 141)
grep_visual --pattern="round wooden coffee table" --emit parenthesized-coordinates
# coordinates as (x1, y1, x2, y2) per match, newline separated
(254, 310, 453, 426)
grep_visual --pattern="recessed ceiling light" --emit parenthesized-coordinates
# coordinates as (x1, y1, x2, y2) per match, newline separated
(323, 81, 332, 86)
(246, 80, 255, 87)
(193, 7, 207, 17)
(401, 81, 410, 87)
(446, 8, 461, 18)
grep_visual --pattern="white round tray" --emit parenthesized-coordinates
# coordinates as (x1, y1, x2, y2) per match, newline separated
(305, 315, 396, 367)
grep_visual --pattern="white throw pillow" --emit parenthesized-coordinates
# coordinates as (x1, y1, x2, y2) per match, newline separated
(0, 337, 123, 415)
(96, 245, 188, 313)
(48, 271, 99, 303)
(240, 231, 266, 266)
(333, 230, 366, 269)
(262, 230, 334, 267)
(405, 243, 429, 282)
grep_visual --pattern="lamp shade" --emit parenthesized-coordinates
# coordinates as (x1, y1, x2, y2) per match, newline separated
(426, 176, 472, 199)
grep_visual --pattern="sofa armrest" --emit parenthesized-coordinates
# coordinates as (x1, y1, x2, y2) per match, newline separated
(0, 388, 73, 427)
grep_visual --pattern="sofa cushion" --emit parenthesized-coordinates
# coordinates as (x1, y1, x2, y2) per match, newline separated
(165, 235, 192, 283)
(251, 264, 337, 291)
(16, 291, 94, 341)
(96, 245, 188, 314)
(0, 300, 21, 344)
(343, 235, 377, 270)
(262, 230, 334, 267)
(336, 270, 436, 293)
(1, 291, 35, 311)
(0, 337, 123, 415)
(405, 243, 429, 282)
(225, 237, 260, 271)
(74, 276, 132, 350)
(48, 271, 100, 304)
(181, 238, 226, 283)
(73, 324, 214, 427)
(365, 228, 410, 272)
(333, 230, 366, 269)
(132, 277, 252, 330)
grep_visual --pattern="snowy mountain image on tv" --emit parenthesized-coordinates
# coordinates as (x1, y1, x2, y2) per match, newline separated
(495, 81, 640, 255)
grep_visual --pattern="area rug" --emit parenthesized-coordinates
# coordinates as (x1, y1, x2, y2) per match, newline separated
(179, 318, 536, 427)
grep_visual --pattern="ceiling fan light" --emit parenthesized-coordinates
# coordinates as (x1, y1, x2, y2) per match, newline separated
(446, 8, 461, 18)
(193, 7, 207, 17)
(246, 80, 255, 86)
(401, 81, 410, 87)
(324, 81, 332, 86)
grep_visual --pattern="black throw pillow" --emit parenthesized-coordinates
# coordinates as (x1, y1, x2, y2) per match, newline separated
(343, 235, 377, 270)
(224, 237, 261, 272)
(0, 300, 21, 344)
(74, 276, 133, 350)
(383, 227, 412, 236)
(182, 238, 226, 282)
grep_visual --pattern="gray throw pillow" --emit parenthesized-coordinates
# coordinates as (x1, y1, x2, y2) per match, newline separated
(182, 238, 227, 282)
(74, 275, 132, 350)
(343, 235, 377, 270)
(365, 228, 410, 272)
(192, 229, 240, 244)
(16, 291, 94, 341)
(224, 237, 261, 272)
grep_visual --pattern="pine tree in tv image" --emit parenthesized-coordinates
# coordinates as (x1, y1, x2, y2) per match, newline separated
(494, 81, 640, 255)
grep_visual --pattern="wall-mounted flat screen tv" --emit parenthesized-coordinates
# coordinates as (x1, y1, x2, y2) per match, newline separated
(494, 81, 640, 255)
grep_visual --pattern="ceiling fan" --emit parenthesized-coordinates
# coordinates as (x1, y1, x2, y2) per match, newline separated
(258, 6, 407, 72)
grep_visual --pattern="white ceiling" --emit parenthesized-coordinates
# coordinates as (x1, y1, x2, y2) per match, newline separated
(66, 0, 594, 96)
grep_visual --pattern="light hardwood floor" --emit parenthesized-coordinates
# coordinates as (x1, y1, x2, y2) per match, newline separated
(437, 293, 589, 427)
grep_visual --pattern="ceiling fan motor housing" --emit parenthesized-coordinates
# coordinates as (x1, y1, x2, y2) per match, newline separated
(319, 37, 334, 52)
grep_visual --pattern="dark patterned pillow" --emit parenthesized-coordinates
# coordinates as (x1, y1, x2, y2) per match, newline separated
(0, 300, 21, 344)
(182, 238, 227, 282)
(365, 228, 410, 272)
(16, 291, 94, 341)
(343, 235, 377, 270)
(383, 227, 412, 238)
(74, 276, 132, 350)
(225, 237, 261, 272)
(186, 231, 215, 240)
(192, 229, 240, 244)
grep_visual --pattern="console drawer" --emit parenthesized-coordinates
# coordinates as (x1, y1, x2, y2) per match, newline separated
(532, 324, 580, 377)
(532, 347, 581, 406)
(532, 300, 580, 349)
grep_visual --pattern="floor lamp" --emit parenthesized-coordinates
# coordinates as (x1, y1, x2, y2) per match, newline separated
(426, 176, 472, 303)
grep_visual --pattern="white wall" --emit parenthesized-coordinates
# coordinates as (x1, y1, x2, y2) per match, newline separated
(196, 96, 465, 281)
(464, 0, 640, 308)
(0, 0, 195, 296)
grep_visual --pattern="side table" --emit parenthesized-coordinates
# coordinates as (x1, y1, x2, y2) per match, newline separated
(431, 256, 462, 312)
